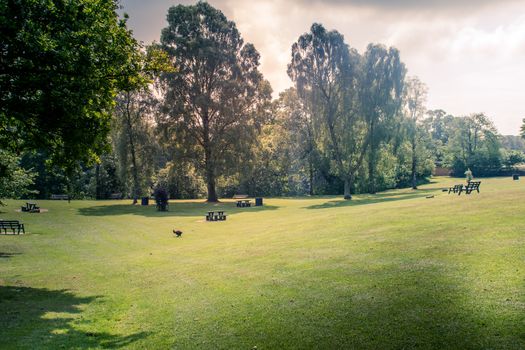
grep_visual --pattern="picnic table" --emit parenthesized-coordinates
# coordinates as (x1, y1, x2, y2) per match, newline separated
(21, 202, 40, 213)
(448, 181, 481, 195)
(236, 199, 251, 208)
(206, 211, 227, 221)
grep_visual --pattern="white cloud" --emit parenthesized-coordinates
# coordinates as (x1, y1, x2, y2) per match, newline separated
(120, 0, 525, 134)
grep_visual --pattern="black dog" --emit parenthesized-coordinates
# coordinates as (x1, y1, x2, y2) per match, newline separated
(173, 229, 183, 237)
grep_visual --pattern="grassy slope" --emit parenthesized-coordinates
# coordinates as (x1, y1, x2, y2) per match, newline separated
(0, 177, 524, 349)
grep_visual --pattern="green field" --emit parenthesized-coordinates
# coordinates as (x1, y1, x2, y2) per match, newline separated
(1, 177, 524, 349)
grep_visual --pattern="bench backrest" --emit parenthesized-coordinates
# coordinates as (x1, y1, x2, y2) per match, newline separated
(0, 220, 20, 226)
(467, 181, 481, 189)
(51, 194, 69, 200)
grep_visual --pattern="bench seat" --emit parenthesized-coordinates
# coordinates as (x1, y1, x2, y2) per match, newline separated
(0, 220, 25, 234)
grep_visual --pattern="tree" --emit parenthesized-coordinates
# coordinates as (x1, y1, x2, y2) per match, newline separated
(403, 76, 428, 189)
(159, 1, 271, 202)
(0, 0, 142, 168)
(288, 23, 365, 199)
(112, 88, 159, 203)
(0, 150, 35, 206)
(447, 113, 501, 176)
(521, 118, 525, 140)
(273, 88, 316, 195)
(361, 44, 406, 193)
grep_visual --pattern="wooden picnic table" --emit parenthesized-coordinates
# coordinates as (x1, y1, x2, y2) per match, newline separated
(21, 202, 40, 213)
(236, 199, 251, 208)
(206, 211, 227, 221)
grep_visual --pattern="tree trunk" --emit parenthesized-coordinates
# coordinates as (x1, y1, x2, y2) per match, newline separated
(95, 163, 101, 199)
(205, 149, 218, 202)
(411, 135, 417, 190)
(343, 176, 352, 200)
(124, 92, 139, 204)
(206, 171, 218, 202)
(368, 149, 376, 194)
(308, 157, 314, 196)
(368, 120, 376, 194)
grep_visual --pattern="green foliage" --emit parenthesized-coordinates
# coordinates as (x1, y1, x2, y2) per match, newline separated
(445, 113, 502, 176)
(112, 89, 161, 201)
(159, 1, 272, 202)
(154, 161, 205, 199)
(0, 150, 35, 205)
(0, 0, 142, 167)
(288, 23, 365, 199)
(361, 44, 406, 193)
(501, 150, 525, 170)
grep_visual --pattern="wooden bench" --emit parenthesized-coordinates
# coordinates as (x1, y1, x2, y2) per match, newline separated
(233, 194, 249, 199)
(448, 184, 463, 194)
(50, 194, 69, 200)
(236, 199, 251, 208)
(206, 211, 227, 221)
(0, 220, 25, 234)
(21, 202, 40, 213)
(459, 181, 481, 195)
(109, 193, 122, 199)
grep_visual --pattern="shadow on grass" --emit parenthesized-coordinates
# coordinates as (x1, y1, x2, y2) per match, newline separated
(0, 286, 148, 348)
(169, 252, 522, 349)
(0, 252, 20, 259)
(305, 189, 437, 209)
(77, 201, 279, 217)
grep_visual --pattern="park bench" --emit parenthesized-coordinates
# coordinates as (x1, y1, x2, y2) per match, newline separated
(51, 194, 69, 200)
(0, 220, 25, 234)
(448, 184, 463, 194)
(109, 193, 122, 199)
(206, 211, 227, 221)
(233, 194, 249, 199)
(21, 202, 40, 213)
(459, 181, 481, 195)
(236, 199, 251, 208)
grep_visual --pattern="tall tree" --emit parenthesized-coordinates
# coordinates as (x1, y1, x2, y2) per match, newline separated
(361, 44, 406, 193)
(288, 23, 365, 199)
(112, 89, 159, 203)
(521, 118, 525, 140)
(112, 46, 172, 204)
(160, 1, 271, 202)
(447, 113, 501, 176)
(0, 150, 35, 206)
(274, 88, 317, 195)
(403, 76, 428, 189)
(0, 0, 142, 168)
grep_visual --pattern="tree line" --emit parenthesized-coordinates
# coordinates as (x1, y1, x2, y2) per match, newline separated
(1, 1, 523, 204)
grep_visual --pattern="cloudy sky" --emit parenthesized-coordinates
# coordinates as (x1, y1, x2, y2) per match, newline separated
(120, 0, 525, 135)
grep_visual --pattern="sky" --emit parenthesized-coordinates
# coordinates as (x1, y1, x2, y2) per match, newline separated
(119, 0, 525, 135)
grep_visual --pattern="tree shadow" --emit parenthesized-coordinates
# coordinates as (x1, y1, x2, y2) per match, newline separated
(305, 189, 437, 209)
(168, 251, 523, 349)
(0, 252, 20, 259)
(0, 286, 148, 348)
(77, 201, 279, 217)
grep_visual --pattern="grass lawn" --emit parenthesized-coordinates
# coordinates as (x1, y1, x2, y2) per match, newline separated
(1, 177, 524, 349)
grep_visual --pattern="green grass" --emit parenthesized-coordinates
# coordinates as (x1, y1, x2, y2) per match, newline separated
(1, 177, 524, 349)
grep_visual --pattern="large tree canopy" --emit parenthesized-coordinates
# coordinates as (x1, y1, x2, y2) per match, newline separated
(159, 1, 271, 202)
(0, 0, 142, 167)
(361, 44, 405, 193)
(288, 23, 366, 199)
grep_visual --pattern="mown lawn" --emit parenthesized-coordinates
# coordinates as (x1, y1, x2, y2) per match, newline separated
(1, 177, 524, 349)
